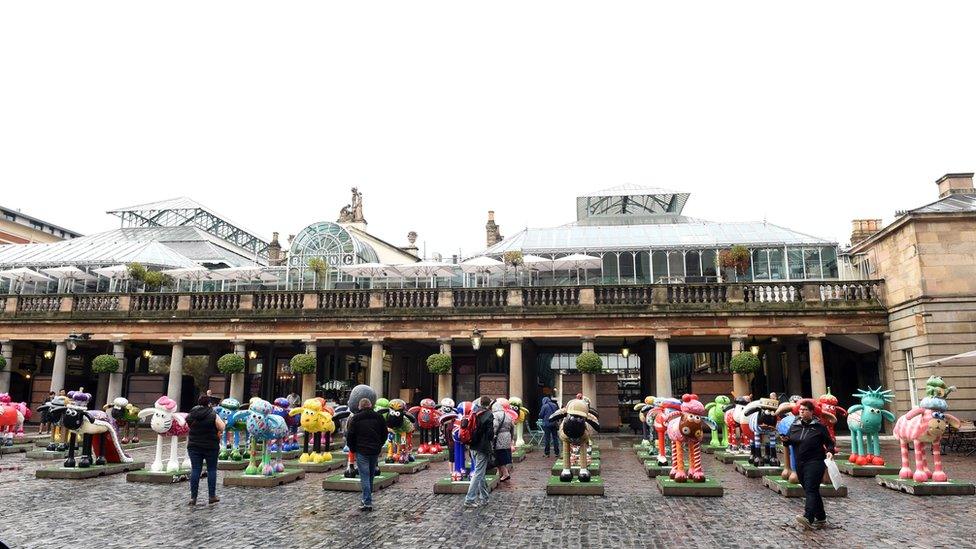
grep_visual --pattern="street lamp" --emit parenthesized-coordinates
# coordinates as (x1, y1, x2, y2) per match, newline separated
(495, 344, 505, 358)
(248, 350, 258, 359)
(143, 349, 153, 359)
(43, 350, 53, 360)
(621, 338, 630, 358)
(749, 337, 760, 356)
(471, 329, 483, 351)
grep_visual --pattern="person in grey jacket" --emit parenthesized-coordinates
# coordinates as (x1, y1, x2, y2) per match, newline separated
(492, 400, 516, 482)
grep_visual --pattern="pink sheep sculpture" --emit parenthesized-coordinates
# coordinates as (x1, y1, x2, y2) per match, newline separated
(893, 376, 961, 483)
(138, 396, 190, 473)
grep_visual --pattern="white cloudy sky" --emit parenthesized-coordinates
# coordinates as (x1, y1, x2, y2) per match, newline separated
(2, 1, 974, 259)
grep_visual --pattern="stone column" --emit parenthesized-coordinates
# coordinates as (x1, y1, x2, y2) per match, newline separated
(807, 334, 827, 399)
(368, 338, 384, 395)
(106, 340, 126, 402)
(167, 340, 184, 407)
(731, 336, 749, 397)
(50, 340, 68, 394)
(580, 337, 596, 400)
(786, 342, 802, 397)
(0, 340, 12, 394)
(437, 339, 452, 401)
(302, 340, 318, 402)
(230, 340, 246, 402)
(509, 339, 524, 399)
(654, 336, 672, 398)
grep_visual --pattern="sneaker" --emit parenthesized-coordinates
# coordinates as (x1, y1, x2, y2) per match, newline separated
(463, 501, 479, 509)
(813, 518, 827, 529)
(188, 498, 197, 506)
(359, 504, 372, 512)
(795, 515, 813, 531)
(208, 496, 220, 505)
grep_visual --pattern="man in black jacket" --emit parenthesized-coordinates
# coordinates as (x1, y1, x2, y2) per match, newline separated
(464, 396, 496, 508)
(346, 397, 387, 511)
(784, 399, 836, 530)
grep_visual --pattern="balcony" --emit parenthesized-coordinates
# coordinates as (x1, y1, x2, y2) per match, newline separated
(0, 280, 885, 321)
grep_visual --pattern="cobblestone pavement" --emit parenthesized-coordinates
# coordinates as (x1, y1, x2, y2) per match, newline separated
(2, 436, 974, 548)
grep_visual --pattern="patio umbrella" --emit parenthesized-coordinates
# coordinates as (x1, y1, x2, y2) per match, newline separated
(460, 256, 504, 286)
(338, 263, 402, 278)
(0, 267, 53, 294)
(93, 264, 132, 292)
(41, 266, 98, 293)
(162, 266, 224, 291)
(212, 266, 280, 290)
(551, 253, 602, 284)
(394, 260, 456, 288)
(520, 255, 552, 285)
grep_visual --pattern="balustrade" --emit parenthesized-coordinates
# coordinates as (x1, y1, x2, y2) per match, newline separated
(190, 293, 241, 311)
(522, 287, 580, 307)
(667, 284, 727, 304)
(17, 295, 62, 312)
(594, 286, 653, 305)
(131, 294, 178, 312)
(819, 281, 882, 302)
(74, 295, 120, 312)
(319, 291, 370, 309)
(743, 284, 801, 303)
(385, 289, 438, 308)
(453, 288, 508, 308)
(253, 292, 303, 310)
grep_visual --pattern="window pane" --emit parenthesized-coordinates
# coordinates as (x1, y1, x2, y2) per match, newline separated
(769, 248, 785, 280)
(652, 251, 668, 282)
(668, 252, 685, 279)
(636, 251, 650, 283)
(619, 252, 635, 280)
(788, 248, 805, 279)
(804, 248, 822, 279)
(753, 249, 770, 280)
(602, 253, 618, 284)
(701, 249, 717, 278)
(821, 247, 838, 279)
(685, 251, 702, 278)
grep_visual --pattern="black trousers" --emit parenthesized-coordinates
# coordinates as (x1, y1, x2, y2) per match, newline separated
(797, 459, 827, 522)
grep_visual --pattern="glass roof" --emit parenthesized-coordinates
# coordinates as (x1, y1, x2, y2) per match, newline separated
(288, 221, 379, 268)
(482, 220, 835, 255)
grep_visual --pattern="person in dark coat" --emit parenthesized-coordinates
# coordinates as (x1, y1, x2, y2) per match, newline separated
(186, 394, 225, 505)
(784, 399, 835, 530)
(345, 397, 387, 511)
(464, 396, 496, 508)
(539, 397, 560, 457)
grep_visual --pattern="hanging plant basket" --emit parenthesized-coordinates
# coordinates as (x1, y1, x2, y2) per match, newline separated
(426, 353, 452, 375)
(730, 352, 761, 375)
(217, 353, 246, 375)
(290, 353, 316, 375)
(576, 351, 603, 374)
(91, 354, 120, 374)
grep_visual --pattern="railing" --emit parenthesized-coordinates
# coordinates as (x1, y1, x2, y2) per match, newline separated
(131, 294, 178, 312)
(253, 292, 302, 311)
(819, 282, 883, 303)
(319, 291, 370, 309)
(385, 290, 438, 308)
(668, 284, 727, 304)
(453, 289, 507, 308)
(74, 295, 120, 312)
(17, 296, 62, 312)
(595, 286, 653, 305)
(191, 293, 240, 311)
(743, 284, 801, 303)
(523, 288, 579, 307)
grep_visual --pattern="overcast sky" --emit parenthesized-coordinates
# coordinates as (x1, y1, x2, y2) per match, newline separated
(2, 2, 974, 259)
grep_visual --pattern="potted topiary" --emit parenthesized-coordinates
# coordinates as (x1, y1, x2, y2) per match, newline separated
(426, 353, 452, 375)
(730, 352, 761, 375)
(217, 353, 246, 374)
(91, 354, 120, 374)
(576, 351, 603, 374)
(290, 353, 317, 399)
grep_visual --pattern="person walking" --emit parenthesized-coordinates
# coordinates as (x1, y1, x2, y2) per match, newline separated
(39, 391, 55, 435)
(492, 400, 515, 482)
(186, 394, 225, 506)
(784, 399, 836, 530)
(539, 397, 560, 458)
(464, 396, 496, 508)
(345, 397, 387, 512)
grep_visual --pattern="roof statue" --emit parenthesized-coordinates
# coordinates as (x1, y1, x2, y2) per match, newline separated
(338, 187, 366, 224)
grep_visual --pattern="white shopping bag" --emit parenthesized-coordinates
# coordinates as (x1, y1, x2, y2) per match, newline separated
(825, 458, 844, 490)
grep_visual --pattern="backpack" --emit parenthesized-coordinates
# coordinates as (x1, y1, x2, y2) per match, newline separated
(458, 409, 487, 445)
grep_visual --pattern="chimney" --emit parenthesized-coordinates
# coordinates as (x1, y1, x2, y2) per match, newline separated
(486, 211, 503, 247)
(936, 172, 975, 198)
(850, 219, 881, 246)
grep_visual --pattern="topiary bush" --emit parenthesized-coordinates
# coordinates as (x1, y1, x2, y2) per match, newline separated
(290, 353, 316, 375)
(426, 353, 452, 375)
(91, 354, 120, 374)
(217, 353, 246, 374)
(730, 352, 761, 375)
(0, 355, 6, 370)
(576, 351, 603, 374)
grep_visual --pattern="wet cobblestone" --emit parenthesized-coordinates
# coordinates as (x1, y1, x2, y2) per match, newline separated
(1, 436, 974, 548)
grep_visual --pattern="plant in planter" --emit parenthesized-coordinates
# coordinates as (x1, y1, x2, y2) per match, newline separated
(730, 352, 761, 376)
(719, 245, 751, 281)
(217, 353, 246, 375)
(127, 262, 148, 282)
(576, 351, 603, 374)
(142, 271, 173, 292)
(426, 353, 452, 375)
(503, 251, 524, 285)
(307, 258, 329, 289)
(289, 353, 316, 375)
(91, 354, 120, 374)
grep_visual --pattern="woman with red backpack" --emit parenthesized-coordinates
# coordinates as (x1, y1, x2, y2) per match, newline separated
(463, 396, 496, 508)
